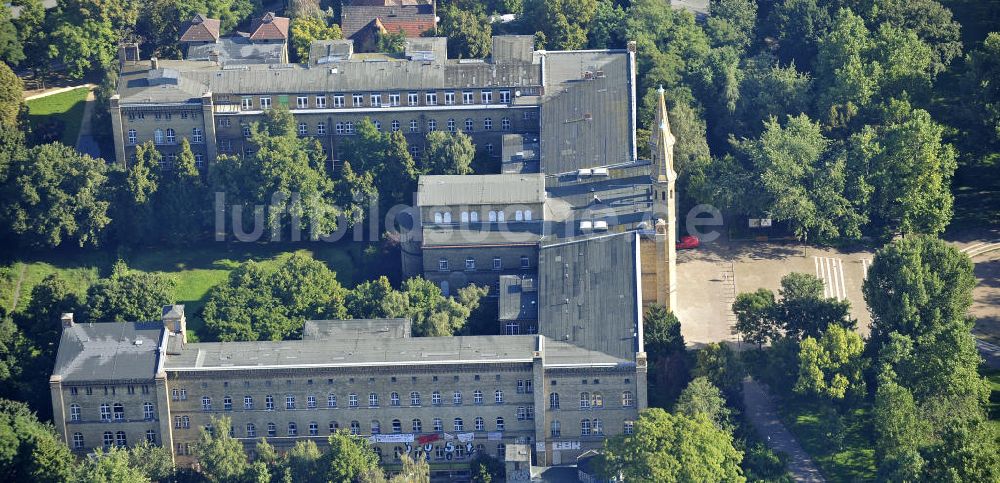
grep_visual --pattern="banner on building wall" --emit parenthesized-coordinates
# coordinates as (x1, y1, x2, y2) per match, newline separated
(487, 432, 503, 441)
(370, 434, 414, 443)
(417, 433, 440, 445)
(457, 432, 475, 443)
(552, 441, 581, 450)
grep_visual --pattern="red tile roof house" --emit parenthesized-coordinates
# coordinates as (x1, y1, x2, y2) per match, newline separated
(341, 0, 437, 52)
(179, 12, 290, 64)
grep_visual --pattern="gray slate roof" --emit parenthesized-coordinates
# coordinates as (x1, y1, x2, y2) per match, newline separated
(418, 174, 546, 207)
(537, 232, 641, 360)
(163, 334, 626, 370)
(303, 318, 411, 340)
(53, 322, 164, 383)
(421, 226, 544, 247)
(539, 52, 635, 173)
(186, 37, 285, 65)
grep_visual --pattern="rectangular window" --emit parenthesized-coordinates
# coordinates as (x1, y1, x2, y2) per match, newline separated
(296, 96, 308, 109)
(425, 92, 437, 106)
(298, 123, 308, 136)
(465, 258, 476, 271)
(241, 96, 253, 110)
(520, 256, 530, 269)
(352, 94, 364, 106)
(410, 120, 419, 133)
(317, 122, 326, 135)
(307, 395, 316, 409)
(500, 90, 511, 103)
(438, 259, 449, 271)
(463, 91, 474, 104)
(349, 394, 358, 407)
(219, 118, 231, 128)
(286, 395, 295, 409)
(260, 97, 271, 110)
(315, 96, 326, 108)
(445, 92, 455, 105)
(333, 95, 345, 108)
(371, 94, 381, 106)
(408, 92, 418, 106)
(493, 257, 502, 270)
(389, 93, 400, 106)
(481, 90, 493, 103)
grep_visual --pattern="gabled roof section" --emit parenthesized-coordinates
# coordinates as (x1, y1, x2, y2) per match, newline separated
(537, 232, 642, 360)
(180, 14, 221, 42)
(52, 322, 164, 383)
(342, 0, 436, 40)
(250, 12, 290, 41)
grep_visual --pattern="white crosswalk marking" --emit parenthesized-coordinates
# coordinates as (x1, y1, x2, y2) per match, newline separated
(861, 259, 872, 280)
(813, 256, 846, 300)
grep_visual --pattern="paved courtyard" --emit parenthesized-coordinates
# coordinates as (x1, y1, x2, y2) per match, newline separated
(673, 230, 1000, 349)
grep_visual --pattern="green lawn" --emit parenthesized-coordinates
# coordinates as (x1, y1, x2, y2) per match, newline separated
(25, 87, 91, 146)
(776, 398, 877, 482)
(0, 241, 386, 340)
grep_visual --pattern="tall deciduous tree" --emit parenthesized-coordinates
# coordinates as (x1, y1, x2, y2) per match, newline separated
(322, 430, 380, 482)
(674, 377, 733, 432)
(438, 4, 491, 59)
(86, 260, 175, 322)
(0, 8, 22, 67)
(157, 139, 207, 244)
(732, 288, 778, 348)
(0, 59, 21, 130)
(526, 0, 597, 50)
(195, 416, 248, 483)
(76, 446, 149, 483)
(793, 324, 866, 401)
(1, 142, 111, 248)
(600, 408, 745, 482)
(0, 399, 77, 482)
(643, 304, 690, 407)
(340, 118, 416, 208)
(421, 131, 475, 175)
(290, 14, 342, 62)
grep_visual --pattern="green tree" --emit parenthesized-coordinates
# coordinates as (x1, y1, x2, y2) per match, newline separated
(113, 141, 161, 243)
(706, 0, 757, 50)
(600, 408, 745, 482)
(340, 118, 417, 208)
(195, 416, 247, 483)
(10, 0, 44, 75)
(421, 131, 475, 175)
(290, 14, 343, 62)
(438, 4, 491, 59)
(127, 440, 174, 481)
(1, 142, 111, 248)
(86, 260, 175, 322)
(76, 446, 148, 483)
(157, 139, 207, 244)
(691, 343, 744, 401)
(732, 288, 778, 348)
(731, 54, 812, 139)
(873, 377, 925, 481)
(0, 399, 77, 482)
(867, 0, 962, 75)
(674, 377, 732, 432)
(793, 324, 865, 401)
(16, 274, 79, 358)
(0, 59, 22, 131)
(346, 276, 407, 319)
(526, 0, 597, 50)
(323, 430, 380, 482)
(962, 32, 1000, 159)
(286, 439, 323, 482)
(401, 277, 483, 337)
(470, 453, 505, 482)
(852, 99, 957, 237)
(587, 0, 626, 49)
(643, 304, 690, 407)
(333, 160, 377, 228)
(203, 253, 348, 341)
(0, 9, 21, 68)
(776, 272, 853, 339)
(764, 0, 831, 69)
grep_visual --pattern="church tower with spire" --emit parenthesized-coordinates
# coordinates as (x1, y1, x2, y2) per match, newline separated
(651, 86, 678, 311)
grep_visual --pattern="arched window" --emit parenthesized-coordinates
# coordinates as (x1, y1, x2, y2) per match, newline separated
(475, 417, 485, 431)
(580, 392, 591, 409)
(593, 418, 603, 435)
(165, 128, 176, 143)
(495, 417, 505, 431)
(369, 393, 379, 407)
(624, 421, 634, 434)
(390, 392, 400, 406)
(497, 211, 506, 222)
(461, 212, 469, 223)
(454, 418, 464, 431)
(370, 420, 380, 434)
(115, 431, 127, 446)
(622, 391, 634, 407)
(265, 394, 274, 410)
(267, 422, 276, 437)
(470, 211, 479, 222)
(329, 421, 339, 433)
(515, 210, 524, 221)
(453, 391, 462, 405)
(434, 212, 442, 224)
(524, 209, 532, 221)
(246, 423, 256, 437)
(447, 118, 456, 132)
(127, 129, 137, 144)
(410, 391, 421, 406)
(391, 120, 400, 131)
(72, 432, 84, 449)
(592, 392, 604, 408)
(350, 421, 360, 435)
(103, 431, 113, 449)
(549, 393, 560, 409)
(412, 419, 422, 432)
(474, 390, 483, 404)
(433, 418, 443, 432)
(143, 402, 154, 419)
(154, 129, 164, 144)
(70, 403, 81, 421)
(288, 422, 297, 436)
(465, 118, 474, 132)
(484, 118, 493, 130)
(488, 211, 497, 222)
(392, 419, 401, 433)
(113, 403, 124, 420)
(443, 212, 452, 223)
(501, 117, 511, 130)
(495, 390, 504, 404)
(309, 421, 318, 436)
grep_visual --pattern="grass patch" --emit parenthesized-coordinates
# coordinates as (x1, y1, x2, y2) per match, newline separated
(774, 397, 877, 482)
(25, 87, 91, 146)
(0, 241, 387, 338)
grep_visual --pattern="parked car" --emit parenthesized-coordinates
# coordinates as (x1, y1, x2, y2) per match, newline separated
(677, 235, 700, 249)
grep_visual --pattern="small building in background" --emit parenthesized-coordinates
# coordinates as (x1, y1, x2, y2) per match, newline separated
(180, 12, 289, 65)
(341, 0, 437, 52)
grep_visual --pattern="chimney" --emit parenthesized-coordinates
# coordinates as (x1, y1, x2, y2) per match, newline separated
(61, 313, 74, 329)
(162, 305, 187, 344)
(150, 57, 159, 70)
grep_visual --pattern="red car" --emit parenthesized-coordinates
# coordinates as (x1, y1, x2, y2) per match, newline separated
(677, 235, 700, 249)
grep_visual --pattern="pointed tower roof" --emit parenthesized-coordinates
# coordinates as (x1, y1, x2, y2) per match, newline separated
(650, 86, 677, 183)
